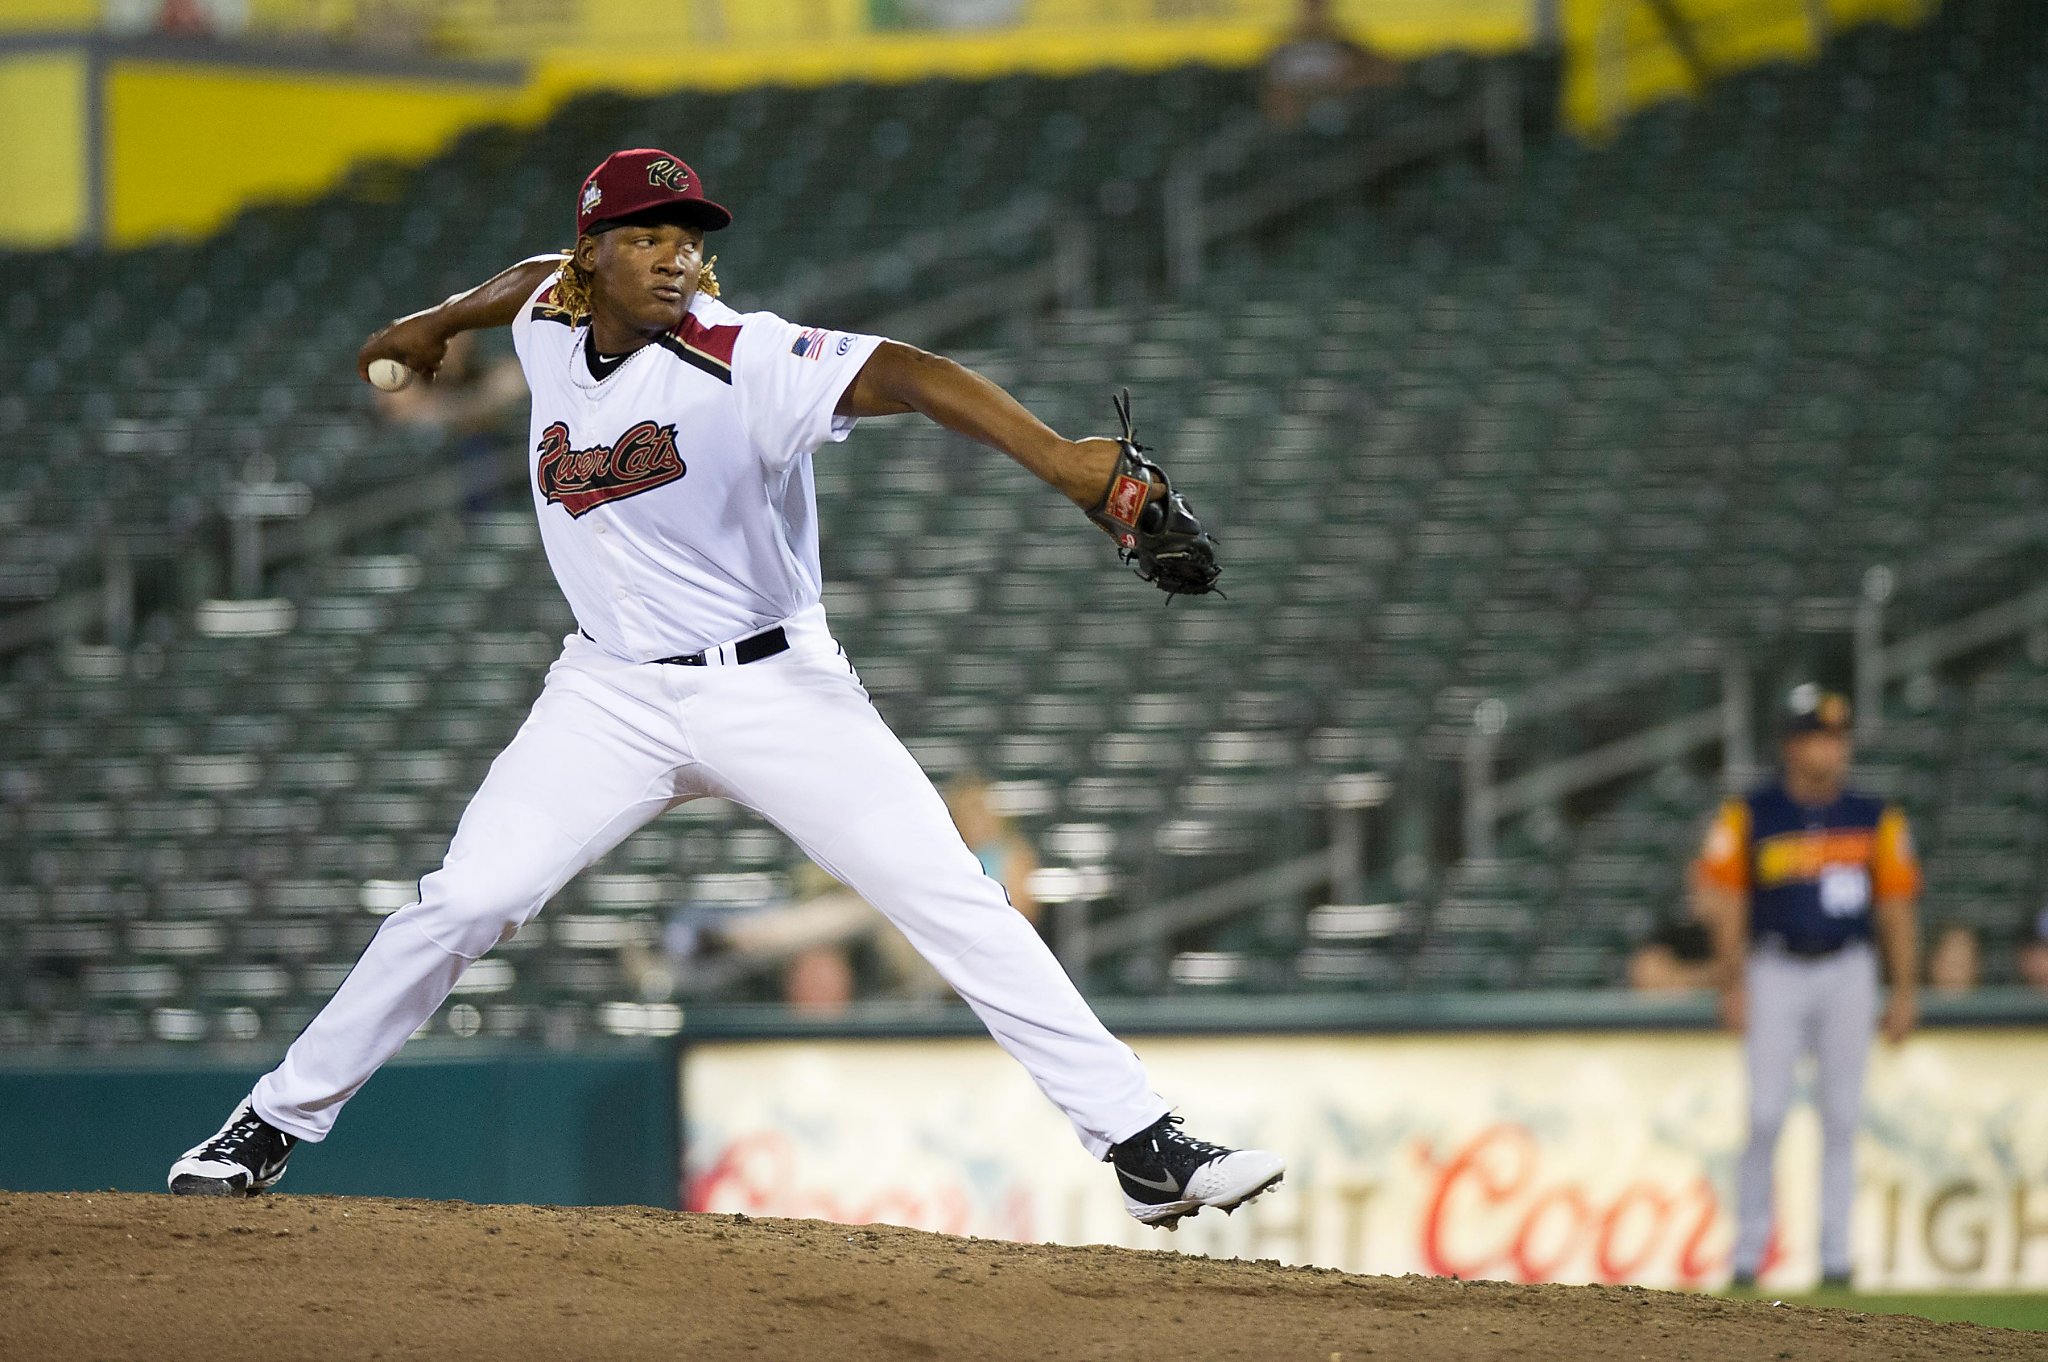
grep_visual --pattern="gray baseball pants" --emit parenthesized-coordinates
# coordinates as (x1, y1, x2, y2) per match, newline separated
(1733, 939, 1881, 1279)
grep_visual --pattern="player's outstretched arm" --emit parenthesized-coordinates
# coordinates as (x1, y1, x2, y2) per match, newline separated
(356, 254, 565, 384)
(836, 341, 1127, 507)
(840, 341, 1221, 595)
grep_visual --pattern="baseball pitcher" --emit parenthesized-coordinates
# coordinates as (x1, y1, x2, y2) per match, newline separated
(167, 149, 1278, 1230)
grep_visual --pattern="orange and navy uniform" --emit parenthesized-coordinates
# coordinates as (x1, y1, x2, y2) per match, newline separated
(1695, 784, 1921, 954)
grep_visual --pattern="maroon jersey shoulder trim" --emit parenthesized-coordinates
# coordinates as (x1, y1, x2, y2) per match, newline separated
(675, 316, 740, 372)
(529, 281, 578, 327)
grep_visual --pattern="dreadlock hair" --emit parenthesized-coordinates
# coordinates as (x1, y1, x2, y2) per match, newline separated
(548, 250, 720, 323)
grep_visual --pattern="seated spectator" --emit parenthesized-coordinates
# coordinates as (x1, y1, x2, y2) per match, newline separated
(781, 943, 856, 1018)
(374, 330, 528, 513)
(1628, 919, 1718, 991)
(872, 772, 1041, 998)
(1260, 0, 1403, 131)
(945, 772, 1040, 922)
(1925, 922, 1981, 993)
(2019, 909, 2048, 992)
(373, 331, 525, 429)
(152, 0, 214, 35)
(643, 775, 1044, 1004)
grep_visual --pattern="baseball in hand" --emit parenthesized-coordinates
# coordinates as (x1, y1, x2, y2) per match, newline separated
(367, 358, 415, 392)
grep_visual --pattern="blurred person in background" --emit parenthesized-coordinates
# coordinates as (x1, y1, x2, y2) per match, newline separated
(374, 330, 528, 514)
(873, 772, 1042, 997)
(781, 943, 856, 1018)
(1259, 0, 1403, 131)
(1627, 918, 1718, 991)
(1694, 686, 1921, 1290)
(149, 0, 215, 36)
(617, 861, 871, 1002)
(1925, 922, 1980, 993)
(644, 773, 1045, 1003)
(945, 772, 1040, 923)
(2018, 908, 2048, 992)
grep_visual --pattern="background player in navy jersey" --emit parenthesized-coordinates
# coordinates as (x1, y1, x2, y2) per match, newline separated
(1695, 686, 1922, 1289)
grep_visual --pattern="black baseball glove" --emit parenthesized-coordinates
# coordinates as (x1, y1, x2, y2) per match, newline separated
(1085, 390, 1221, 597)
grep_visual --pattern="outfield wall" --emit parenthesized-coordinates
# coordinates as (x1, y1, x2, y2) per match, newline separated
(6, 992, 2042, 1295)
(0, 1043, 678, 1206)
(681, 993, 2048, 1293)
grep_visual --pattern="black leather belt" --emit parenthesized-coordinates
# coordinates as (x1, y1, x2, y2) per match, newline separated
(652, 625, 788, 667)
(1774, 937, 1854, 959)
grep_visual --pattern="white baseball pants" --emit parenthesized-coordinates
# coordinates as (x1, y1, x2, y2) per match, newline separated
(1732, 939, 1881, 1279)
(251, 604, 1168, 1158)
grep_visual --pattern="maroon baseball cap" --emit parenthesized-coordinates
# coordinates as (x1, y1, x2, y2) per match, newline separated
(576, 148, 732, 237)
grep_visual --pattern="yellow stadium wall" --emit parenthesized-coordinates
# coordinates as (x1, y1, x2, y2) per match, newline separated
(0, 0, 99, 32)
(0, 50, 90, 248)
(518, 0, 1530, 102)
(0, 0, 1946, 249)
(242, 0, 1528, 67)
(6, 0, 1531, 250)
(101, 60, 522, 246)
(1561, 0, 1938, 135)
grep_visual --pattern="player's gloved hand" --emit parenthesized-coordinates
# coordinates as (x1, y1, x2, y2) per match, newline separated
(357, 312, 453, 386)
(1084, 389, 1221, 597)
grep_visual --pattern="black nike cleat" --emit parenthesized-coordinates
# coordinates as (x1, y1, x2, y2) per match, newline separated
(167, 1098, 298, 1197)
(1108, 1114, 1285, 1231)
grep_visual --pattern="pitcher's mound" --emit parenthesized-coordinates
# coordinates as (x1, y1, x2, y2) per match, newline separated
(2, 1192, 2038, 1362)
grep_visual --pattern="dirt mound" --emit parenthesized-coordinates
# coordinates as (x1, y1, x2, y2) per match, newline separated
(2, 1192, 2039, 1361)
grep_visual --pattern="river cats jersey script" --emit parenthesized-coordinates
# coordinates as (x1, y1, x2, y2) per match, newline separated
(511, 279, 884, 659)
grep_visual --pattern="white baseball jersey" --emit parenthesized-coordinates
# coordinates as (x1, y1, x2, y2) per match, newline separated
(509, 278, 885, 660)
(239, 258, 1177, 1173)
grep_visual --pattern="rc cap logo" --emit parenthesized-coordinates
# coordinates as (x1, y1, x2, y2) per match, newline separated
(644, 157, 691, 192)
(575, 148, 732, 237)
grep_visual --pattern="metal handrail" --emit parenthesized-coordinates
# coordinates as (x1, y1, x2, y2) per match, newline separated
(764, 192, 1058, 323)
(1461, 565, 2048, 859)
(1079, 846, 1343, 967)
(1878, 581, 2048, 687)
(1460, 514, 2048, 853)
(1165, 67, 1524, 298)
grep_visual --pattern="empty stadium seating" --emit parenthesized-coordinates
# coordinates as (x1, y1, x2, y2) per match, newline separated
(2, 0, 2044, 1044)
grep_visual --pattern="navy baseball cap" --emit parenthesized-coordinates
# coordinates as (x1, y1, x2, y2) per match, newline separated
(576, 148, 732, 237)
(1784, 685, 1852, 736)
